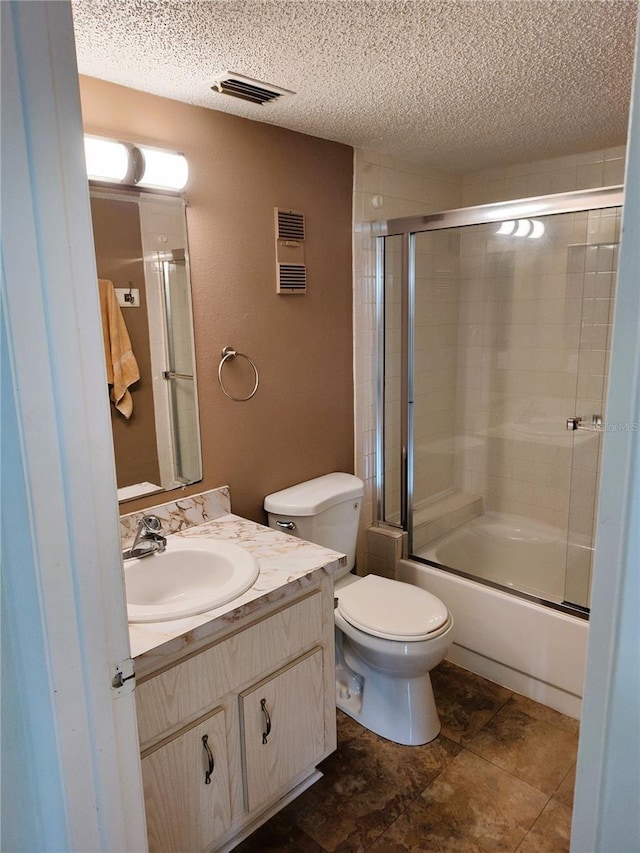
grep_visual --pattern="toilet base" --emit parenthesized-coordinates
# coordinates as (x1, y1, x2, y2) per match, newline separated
(336, 639, 441, 745)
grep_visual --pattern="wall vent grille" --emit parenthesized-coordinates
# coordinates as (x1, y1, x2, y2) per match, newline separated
(277, 264, 307, 293)
(275, 208, 306, 294)
(277, 210, 305, 241)
(211, 73, 294, 106)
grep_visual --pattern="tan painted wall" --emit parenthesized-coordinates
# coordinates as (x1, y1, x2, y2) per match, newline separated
(80, 77, 354, 522)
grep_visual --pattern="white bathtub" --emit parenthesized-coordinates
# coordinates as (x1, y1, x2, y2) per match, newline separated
(417, 513, 570, 602)
(399, 516, 589, 718)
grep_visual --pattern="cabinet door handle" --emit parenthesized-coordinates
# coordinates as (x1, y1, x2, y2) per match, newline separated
(202, 734, 214, 784)
(260, 698, 271, 744)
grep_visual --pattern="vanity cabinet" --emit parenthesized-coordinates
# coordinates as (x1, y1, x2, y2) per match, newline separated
(240, 648, 324, 813)
(141, 708, 231, 853)
(135, 578, 336, 853)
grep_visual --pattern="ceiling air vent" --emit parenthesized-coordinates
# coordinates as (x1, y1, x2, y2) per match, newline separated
(275, 208, 306, 294)
(211, 72, 294, 106)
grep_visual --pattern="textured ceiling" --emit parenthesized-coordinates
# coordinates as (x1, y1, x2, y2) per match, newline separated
(72, 0, 637, 172)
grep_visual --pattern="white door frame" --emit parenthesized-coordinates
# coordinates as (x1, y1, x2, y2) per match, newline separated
(2, 0, 639, 850)
(1, 2, 146, 849)
(571, 17, 640, 850)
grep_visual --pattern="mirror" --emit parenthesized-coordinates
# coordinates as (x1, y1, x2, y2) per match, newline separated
(90, 187, 202, 502)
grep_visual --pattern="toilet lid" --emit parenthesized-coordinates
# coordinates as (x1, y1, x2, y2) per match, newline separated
(336, 575, 449, 641)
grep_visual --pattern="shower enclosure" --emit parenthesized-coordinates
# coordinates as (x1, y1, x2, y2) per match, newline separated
(376, 187, 622, 614)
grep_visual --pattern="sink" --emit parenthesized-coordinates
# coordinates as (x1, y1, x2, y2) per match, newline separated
(124, 537, 259, 623)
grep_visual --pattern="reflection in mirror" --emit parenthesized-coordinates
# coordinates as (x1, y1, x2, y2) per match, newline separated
(90, 188, 202, 502)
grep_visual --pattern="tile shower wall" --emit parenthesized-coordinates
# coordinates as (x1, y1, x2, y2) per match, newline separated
(453, 210, 619, 540)
(413, 230, 461, 508)
(457, 147, 623, 606)
(353, 149, 462, 568)
(565, 212, 619, 607)
(354, 145, 624, 590)
(462, 146, 626, 206)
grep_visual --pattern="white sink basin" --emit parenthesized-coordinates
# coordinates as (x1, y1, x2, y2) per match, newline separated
(125, 537, 259, 623)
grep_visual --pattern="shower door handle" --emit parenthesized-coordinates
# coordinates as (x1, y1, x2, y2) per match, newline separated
(566, 415, 603, 431)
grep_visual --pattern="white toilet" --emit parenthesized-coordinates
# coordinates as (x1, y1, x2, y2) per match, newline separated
(264, 472, 454, 745)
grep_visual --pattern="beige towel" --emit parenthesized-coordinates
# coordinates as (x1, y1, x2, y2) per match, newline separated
(98, 278, 140, 418)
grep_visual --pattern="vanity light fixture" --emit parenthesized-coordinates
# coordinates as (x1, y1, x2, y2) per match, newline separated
(496, 220, 516, 235)
(84, 134, 189, 192)
(84, 135, 130, 183)
(136, 145, 189, 191)
(528, 219, 545, 238)
(496, 218, 545, 239)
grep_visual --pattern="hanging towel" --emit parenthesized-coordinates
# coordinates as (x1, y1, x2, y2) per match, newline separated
(98, 278, 140, 418)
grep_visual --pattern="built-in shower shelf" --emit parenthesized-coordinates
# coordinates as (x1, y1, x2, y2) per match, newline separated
(413, 490, 483, 550)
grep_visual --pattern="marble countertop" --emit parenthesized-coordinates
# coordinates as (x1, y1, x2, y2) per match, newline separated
(128, 513, 346, 670)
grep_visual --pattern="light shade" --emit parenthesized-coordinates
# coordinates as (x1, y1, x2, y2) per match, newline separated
(497, 218, 546, 239)
(514, 219, 533, 237)
(137, 146, 189, 191)
(84, 136, 129, 183)
(528, 219, 545, 239)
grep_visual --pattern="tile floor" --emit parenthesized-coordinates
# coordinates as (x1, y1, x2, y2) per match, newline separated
(235, 661, 579, 853)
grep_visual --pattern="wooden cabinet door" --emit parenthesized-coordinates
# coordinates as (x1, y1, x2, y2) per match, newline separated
(141, 707, 231, 853)
(240, 648, 325, 813)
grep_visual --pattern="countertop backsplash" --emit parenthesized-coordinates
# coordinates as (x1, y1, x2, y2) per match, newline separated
(120, 486, 231, 549)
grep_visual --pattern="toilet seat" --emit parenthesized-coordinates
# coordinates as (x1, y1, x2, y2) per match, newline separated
(336, 575, 449, 641)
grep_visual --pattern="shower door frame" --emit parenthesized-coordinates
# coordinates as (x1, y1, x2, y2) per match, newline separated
(374, 185, 624, 613)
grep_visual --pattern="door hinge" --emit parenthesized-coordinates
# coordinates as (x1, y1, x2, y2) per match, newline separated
(112, 658, 136, 691)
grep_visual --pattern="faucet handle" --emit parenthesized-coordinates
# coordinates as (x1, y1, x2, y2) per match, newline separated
(129, 514, 166, 558)
(141, 515, 162, 533)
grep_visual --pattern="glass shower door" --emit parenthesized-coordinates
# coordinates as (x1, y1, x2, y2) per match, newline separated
(564, 206, 621, 608)
(382, 235, 405, 526)
(402, 205, 619, 611)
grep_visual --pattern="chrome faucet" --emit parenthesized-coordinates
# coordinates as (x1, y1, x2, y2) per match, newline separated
(125, 515, 167, 560)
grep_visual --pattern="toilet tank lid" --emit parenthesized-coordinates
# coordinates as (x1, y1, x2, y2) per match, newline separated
(264, 473, 364, 516)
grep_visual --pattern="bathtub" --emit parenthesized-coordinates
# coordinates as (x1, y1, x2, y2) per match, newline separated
(418, 513, 572, 602)
(399, 514, 589, 718)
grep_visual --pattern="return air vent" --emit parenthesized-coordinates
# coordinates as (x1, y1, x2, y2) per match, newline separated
(277, 210, 305, 241)
(211, 72, 295, 106)
(277, 264, 307, 293)
(275, 208, 306, 294)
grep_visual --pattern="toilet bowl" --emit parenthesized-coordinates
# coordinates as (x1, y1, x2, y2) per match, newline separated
(334, 574, 453, 744)
(264, 473, 453, 745)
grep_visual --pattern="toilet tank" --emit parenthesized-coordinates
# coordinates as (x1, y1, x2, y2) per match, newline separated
(264, 473, 364, 573)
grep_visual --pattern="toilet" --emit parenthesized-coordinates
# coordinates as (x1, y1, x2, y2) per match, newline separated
(264, 472, 454, 745)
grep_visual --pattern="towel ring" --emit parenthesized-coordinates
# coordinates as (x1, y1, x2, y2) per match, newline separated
(217, 346, 259, 401)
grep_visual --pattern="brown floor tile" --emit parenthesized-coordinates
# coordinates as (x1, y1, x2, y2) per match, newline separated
(507, 694, 580, 736)
(515, 798, 572, 853)
(369, 750, 548, 853)
(370, 828, 486, 853)
(236, 691, 578, 853)
(233, 809, 325, 852)
(283, 713, 460, 852)
(327, 720, 461, 798)
(431, 661, 513, 744)
(336, 709, 368, 744)
(554, 764, 576, 810)
(284, 771, 408, 852)
(466, 696, 579, 795)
